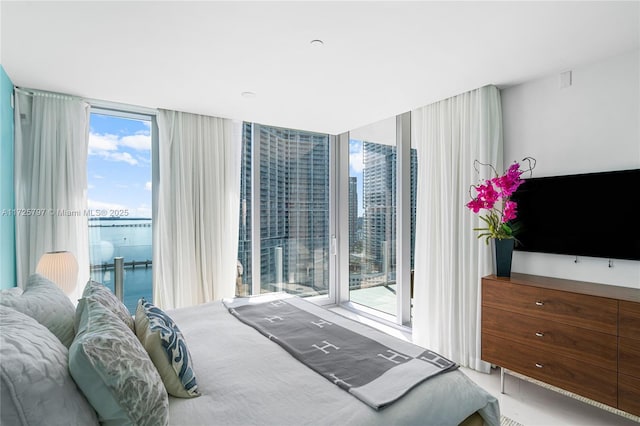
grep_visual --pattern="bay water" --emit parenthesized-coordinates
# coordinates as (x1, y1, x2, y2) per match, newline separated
(88, 218, 153, 313)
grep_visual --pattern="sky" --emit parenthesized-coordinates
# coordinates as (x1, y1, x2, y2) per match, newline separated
(349, 138, 365, 217)
(87, 113, 152, 218)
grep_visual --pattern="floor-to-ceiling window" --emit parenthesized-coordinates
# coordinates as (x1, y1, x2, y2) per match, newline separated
(236, 116, 414, 321)
(348, 117, 398, 315)
(341, 113, 415, 325)
(237, 123, 332, 300)
(87, 110, 154, 313)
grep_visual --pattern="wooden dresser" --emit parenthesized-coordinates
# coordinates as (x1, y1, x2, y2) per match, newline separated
(481, 273, 640, 416)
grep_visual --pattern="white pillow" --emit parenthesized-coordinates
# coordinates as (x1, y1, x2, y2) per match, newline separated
(0, 273, 75, 347)
(69, 297, 169, 426)
(80, 280, 135, 332)
(0, 305, 98, 425)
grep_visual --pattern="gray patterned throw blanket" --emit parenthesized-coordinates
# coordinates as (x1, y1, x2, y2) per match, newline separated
(223, 294, 458, 410)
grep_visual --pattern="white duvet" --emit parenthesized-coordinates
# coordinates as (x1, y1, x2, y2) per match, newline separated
(167, 299, 500, 426)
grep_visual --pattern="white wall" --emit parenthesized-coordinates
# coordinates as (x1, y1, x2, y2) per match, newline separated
(501, 49, 640, 288)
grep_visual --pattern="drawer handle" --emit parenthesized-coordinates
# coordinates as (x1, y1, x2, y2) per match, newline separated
(535, 363, 544, 368)
(535, 301, 544, 306)
(535, 332, 544, 337)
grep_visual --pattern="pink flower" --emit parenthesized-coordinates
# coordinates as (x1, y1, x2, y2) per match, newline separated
(474, 182, 499, 209)
(492, 163, 524, 197)
(502, 200, 518, 222)
(466, 198, 484, 213)
(466, 157, 535, 242)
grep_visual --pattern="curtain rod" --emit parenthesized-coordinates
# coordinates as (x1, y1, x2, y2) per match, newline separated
(14, 86, 158, 116)
(14, 86, 84, 102)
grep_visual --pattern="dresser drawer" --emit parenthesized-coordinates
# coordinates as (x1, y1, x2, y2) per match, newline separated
(619, 373, 640, 416)
(482, 334, 617, 407)
(482, 306, 617, 370)
(482, 278, 541, 315)
(620, 301, 640, 340)
(535, 287, 617, 334)
(482, 278, 617, 334)
(619, 336, 640, 378)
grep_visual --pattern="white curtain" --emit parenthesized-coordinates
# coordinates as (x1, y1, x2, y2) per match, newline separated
(411, 85, 502, 372)
(155, 109, 241, 310)
(14, 90, 91, 302)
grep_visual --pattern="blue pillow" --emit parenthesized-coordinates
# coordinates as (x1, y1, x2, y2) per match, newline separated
(135, 298, 200, 398)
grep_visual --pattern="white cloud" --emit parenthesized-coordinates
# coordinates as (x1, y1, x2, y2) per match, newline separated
(145, 181, 152, 191)
(89, 133, 119, 152)
(349, 139, 362, 153)
(349, 152, 364, 174)
(88, 131, 150, 165)
(98, 151, 138, 165)
(88, 184, 95, 189)
(120, 134, 151, 151)
(349, 139, 364, 174)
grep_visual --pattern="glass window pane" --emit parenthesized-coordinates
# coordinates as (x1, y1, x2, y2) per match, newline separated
(236, 123, 252, 296)
(87, 113, 152, 314)
(258, 125, 330, 297)
(410, 134, 418, 320)
(349, 117, 397, 315)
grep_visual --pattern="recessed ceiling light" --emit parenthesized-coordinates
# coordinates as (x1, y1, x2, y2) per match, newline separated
(310, 39, 324, 47)
(241, 91, 256, 99)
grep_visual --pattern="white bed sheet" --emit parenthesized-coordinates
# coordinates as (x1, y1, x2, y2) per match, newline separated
(167, 299, 500, 426)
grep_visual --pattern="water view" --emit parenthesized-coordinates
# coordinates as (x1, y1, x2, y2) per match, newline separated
(89, 218, 152, 313)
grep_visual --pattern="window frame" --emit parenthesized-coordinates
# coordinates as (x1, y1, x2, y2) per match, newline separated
(87, 104, 158, 307)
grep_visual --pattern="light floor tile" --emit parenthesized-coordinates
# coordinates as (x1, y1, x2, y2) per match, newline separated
(461, 367, 639, 426)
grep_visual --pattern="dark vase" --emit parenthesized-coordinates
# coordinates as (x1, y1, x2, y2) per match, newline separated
(494, 238, 515, 277)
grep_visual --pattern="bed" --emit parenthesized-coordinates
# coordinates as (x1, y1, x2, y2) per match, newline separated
(168, 294, 499, 425)
(1, 275, 499, 426)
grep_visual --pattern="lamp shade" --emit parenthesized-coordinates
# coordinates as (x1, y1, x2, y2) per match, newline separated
(36, 251, 79, 295)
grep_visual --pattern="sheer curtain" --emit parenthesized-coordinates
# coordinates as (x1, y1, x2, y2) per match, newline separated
(14, 90, 91, 301)
(411, 85, 502, 372)
(155, 109, 241, 310)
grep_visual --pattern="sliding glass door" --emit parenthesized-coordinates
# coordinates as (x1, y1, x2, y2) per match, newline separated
(348, 117, 398, 315)
(341, 112, 415, 326)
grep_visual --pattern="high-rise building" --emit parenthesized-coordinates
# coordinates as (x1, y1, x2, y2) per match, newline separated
(237, 123, 253, 294)
(410, 149, 417, 270)
(348, 176, 358, 252)
(238, 125, 415, 297)
(361, 142, 418, 275)
(363, 142, 397, 275)
(237, 123, 330, 295)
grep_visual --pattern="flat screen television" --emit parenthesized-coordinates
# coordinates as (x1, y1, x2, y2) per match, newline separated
(510, 168, 640, 261)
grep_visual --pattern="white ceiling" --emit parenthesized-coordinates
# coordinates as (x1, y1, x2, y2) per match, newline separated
(1, 1, 639, 135)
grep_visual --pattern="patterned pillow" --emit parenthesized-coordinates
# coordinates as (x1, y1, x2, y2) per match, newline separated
(0, 273, 75, 347)
(0, 305, 98, 425)
(69, 297, 168, 426)
(135, 298, 200, 398)
(81, 280, 135, 332)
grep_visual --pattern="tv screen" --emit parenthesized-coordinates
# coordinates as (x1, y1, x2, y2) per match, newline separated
(511, 168, 640, 261)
